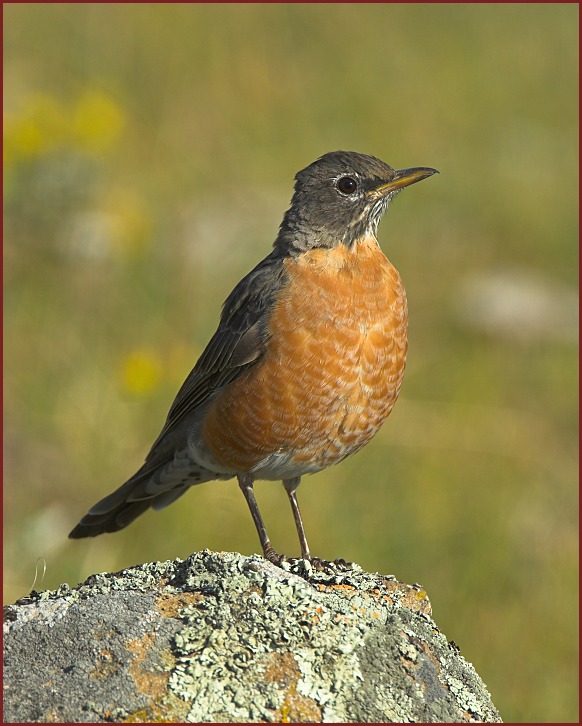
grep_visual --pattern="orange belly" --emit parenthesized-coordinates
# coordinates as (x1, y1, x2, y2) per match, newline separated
(202, 237, 408, 477)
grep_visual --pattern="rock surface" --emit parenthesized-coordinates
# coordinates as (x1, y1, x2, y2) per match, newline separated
(3, 550, 502, 723)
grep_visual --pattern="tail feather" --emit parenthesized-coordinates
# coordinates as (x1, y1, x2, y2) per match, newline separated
(69, 453, 230, 539)
(150, 485, 191, 511)
(69, 499, 153, 538)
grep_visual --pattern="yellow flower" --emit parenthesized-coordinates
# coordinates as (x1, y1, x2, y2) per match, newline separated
(101, 187, 152, 259)
(71, 89, 126, 153)
(3, 93, 67, 164)
(120, 349, 163, 397)
(3, 89, 126, 169)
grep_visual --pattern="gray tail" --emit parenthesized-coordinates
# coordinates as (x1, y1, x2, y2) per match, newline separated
(69, 458, 225, 539)
(68, 497, 157, 538)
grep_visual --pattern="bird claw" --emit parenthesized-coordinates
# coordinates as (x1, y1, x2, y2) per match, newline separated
(263, 551, 353, 576)
(308, 556, 353, 572)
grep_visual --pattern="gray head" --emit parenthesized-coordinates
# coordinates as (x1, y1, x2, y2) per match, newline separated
(275, 151, 438, 253)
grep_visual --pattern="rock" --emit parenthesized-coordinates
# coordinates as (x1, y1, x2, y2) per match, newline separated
(3, 550, 502, 723)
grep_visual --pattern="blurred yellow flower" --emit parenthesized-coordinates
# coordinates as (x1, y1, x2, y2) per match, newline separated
(71, 89, 126, 152)
(3, 93, 67, 164)
(120, 349, 163, 397)
(102, 187, 152, 259)
(3, 88, 126, 169)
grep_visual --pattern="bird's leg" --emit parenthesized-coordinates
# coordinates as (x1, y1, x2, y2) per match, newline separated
(237, 474, 281, 564)
(283, 477, 311, 561)
(283, 478, 352, 571)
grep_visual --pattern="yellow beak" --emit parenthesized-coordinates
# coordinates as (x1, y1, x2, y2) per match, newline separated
(374, 166, 439, 196)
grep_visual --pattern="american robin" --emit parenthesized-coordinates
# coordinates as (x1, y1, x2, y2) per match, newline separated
(69, 151, 438, 565)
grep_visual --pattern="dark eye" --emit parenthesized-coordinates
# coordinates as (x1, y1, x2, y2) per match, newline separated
(336, 176, 358, 195)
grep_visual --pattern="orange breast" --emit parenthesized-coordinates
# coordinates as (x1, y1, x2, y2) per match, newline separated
(202, 237, 408, 477)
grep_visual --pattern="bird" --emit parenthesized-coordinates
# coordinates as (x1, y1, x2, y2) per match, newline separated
(69, 151, 438, 566)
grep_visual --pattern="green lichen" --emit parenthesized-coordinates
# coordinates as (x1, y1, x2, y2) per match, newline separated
(4, 550, 502, 723)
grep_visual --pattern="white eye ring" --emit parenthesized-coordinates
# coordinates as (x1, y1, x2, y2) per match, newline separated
(336, 176, 358, 195)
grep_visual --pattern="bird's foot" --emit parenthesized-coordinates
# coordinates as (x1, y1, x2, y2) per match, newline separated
(262, 548, 354, 579)
(306, 556, 354, 572)
(262, 543, 288, 567)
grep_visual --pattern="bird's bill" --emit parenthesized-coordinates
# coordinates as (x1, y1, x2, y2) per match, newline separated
(374, 167, 439, 196)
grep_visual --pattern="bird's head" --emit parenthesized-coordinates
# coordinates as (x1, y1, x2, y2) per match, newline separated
(276, 150, 438, 252)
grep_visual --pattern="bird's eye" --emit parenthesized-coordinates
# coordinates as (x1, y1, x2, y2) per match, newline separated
(336, 176, 358, 195)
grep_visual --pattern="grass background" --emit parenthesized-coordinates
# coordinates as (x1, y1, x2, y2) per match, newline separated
(4, 4, 578, 722)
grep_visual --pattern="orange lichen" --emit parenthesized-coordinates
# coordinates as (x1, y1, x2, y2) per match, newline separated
(127, 632, 169, 699)
(155, 591, 204, 619)
(265, 653, 322, 723)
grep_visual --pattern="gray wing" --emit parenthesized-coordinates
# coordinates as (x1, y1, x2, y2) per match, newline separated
(68, 250, 289, 538)
(146, 249, 288, 457)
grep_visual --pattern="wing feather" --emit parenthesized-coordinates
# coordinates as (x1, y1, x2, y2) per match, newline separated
(145, 251, 288, 458)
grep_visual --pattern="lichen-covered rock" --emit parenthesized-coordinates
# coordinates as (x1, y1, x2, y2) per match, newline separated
(3, 551, 502, 723)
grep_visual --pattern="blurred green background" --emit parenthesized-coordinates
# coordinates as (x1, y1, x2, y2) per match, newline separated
(3, 4, 578, 722)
